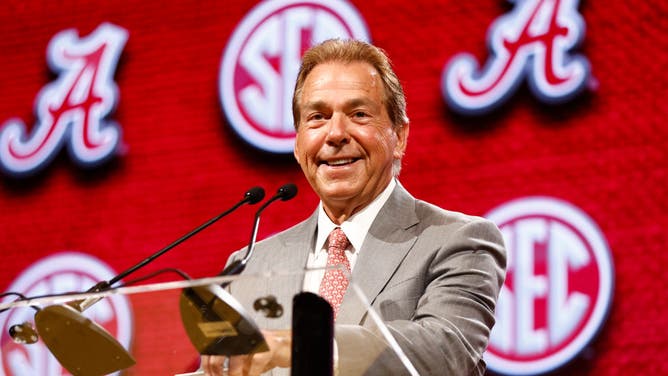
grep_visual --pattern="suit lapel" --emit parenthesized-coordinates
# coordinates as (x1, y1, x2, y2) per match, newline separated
(233, 213, 317, 329)
(337, 184, 419, 325)
(269, 212, 317, 313)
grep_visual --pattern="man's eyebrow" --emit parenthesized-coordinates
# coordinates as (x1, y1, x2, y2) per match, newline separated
(302, 100, 328, 111)
(344, 97, 376, 109)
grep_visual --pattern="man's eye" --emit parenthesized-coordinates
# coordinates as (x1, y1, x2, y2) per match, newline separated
(354, 111, 368, 118)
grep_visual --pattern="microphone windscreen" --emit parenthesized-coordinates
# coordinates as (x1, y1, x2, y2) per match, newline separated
(277, 183, 298, 201)
(291, 292, 333, 376)
(245, 186, 265, 204)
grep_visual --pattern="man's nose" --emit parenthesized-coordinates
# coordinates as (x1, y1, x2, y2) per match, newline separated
(325, 114, 349, 145)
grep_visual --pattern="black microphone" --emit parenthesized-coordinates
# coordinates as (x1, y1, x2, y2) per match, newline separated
(7, 186, 265, 338)
(292, 292, 334, 376)
(179, 183, 297, 356)
(106, 185, 265, 288)
(4, 187, 266, 375)
(219, 183, 298, 277)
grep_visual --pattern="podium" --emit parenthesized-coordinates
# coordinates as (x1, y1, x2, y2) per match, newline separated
(0, 268, 417, 375)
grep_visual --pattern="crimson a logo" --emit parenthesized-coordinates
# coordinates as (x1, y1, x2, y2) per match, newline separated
(484, 197, 614, 375)
(0, 23, 127, 177)
(219, 0, 370, 153)
(0, 252, 133, 376)
(442, 0, 591, 115)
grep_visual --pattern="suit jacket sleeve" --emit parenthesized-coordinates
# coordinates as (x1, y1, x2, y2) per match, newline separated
(336, 216, 506, 376)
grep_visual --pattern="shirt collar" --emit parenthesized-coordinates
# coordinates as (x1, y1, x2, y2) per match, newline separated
(315, 179, 397, 254)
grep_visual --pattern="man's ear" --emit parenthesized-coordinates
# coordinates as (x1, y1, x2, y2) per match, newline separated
(293, 133, 301, 164)
(393, 122, 409, 159)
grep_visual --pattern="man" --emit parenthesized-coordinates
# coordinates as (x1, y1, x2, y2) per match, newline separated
(202, 39, 506, 376)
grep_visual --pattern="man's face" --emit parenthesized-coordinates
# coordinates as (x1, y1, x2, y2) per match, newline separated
(294, 61, 408, 217)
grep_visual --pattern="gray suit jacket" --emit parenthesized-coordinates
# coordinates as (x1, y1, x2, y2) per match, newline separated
(228, 183, 506, 375)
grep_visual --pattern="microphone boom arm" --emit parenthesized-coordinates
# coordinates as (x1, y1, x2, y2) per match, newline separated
(110, 196, 250, 286)
(219, 183, 298, 278)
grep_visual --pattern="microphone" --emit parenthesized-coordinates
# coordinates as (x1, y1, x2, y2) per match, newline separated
(109, 185, 265, 286)
(4, 186, 265, 375)
(292, 292, 334, 376)
(3, 186, 265, 311)
(219, 183, 298, 277)
(66, 186, 266, 312)
(179, 183, 298, 356)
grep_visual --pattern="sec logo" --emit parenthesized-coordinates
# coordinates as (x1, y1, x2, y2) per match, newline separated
(484, 197, 614, 375)
(219, 0, 370, 153)
(0, 252, 133, 376)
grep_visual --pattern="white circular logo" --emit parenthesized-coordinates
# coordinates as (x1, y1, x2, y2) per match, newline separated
(484, 197, 614, 375)
(219, 0, 370, 153)
(0, 252, 133, 376)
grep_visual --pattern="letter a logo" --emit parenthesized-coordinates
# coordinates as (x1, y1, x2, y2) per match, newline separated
(442, 0, 591, 115)
(0, 23, 128, 177)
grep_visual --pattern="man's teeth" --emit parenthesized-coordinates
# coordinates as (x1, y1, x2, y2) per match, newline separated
(328, 159, 355, 166)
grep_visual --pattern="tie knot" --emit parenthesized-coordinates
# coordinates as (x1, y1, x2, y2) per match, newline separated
(328, 227, 349, 251)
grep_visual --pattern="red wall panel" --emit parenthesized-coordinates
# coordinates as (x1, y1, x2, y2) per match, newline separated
(0, 1, 666, 375)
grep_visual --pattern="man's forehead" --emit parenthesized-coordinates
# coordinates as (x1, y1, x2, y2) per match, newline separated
(305, 62, 379, 86)
(300, 62, 382, 100)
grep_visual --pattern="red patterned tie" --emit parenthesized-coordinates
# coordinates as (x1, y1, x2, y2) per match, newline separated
(319, 227, 351, 317)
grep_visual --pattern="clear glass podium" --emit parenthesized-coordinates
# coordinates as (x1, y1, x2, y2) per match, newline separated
(0, 269, 418, 375)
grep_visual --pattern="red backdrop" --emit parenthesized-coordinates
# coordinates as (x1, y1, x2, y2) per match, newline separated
(1, 0, 666, 375)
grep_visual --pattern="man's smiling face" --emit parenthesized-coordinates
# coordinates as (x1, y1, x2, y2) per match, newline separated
(293, 61, 407, 221)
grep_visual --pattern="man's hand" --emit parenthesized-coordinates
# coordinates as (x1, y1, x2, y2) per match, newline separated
(201, 330, 292, 376)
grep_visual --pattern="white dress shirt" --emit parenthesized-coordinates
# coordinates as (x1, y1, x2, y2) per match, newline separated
(303, 179, 396, 293)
